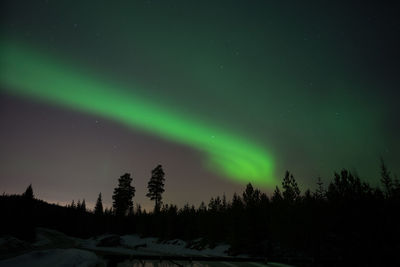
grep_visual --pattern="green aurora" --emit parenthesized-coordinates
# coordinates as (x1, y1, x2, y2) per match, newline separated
(0, 40, 276, 186)
(1, 1, 399, 203)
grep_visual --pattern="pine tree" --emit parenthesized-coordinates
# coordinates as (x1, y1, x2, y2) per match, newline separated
(104, 207, 113, 216)
(380, 158, 393, 198)
(271, 186, 283, 203)
(146, 165, 165, 212)
(94, 193, 104, 215)
(231, 193, 244, 213)
(326, 169, 365, 201)
(208, 196, 222, 212)
(260, 192, 270, 211)
(303, 189, 313, 202)
(136, 204, 142, 216)
(112, 173, 136, 216)
(314, 177, 325, 200)
(222, 194, 227, 210)
(80, 199, 86, 212)
(282, 171, 300, 203)
(22, 184, 34, 199)
(393, 175, 400, 199)
(243, 183, 255, 206)
(243, 183, 261, 207)
(199, 201, 207, 212)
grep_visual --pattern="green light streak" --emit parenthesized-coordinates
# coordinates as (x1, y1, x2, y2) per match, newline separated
(0, 40, 275, 186)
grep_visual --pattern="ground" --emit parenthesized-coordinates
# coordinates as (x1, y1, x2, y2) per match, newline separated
(0, 228, 293, 267)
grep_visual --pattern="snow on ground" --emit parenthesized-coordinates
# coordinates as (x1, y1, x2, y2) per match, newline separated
(80, 234, 231, 257)
(0, 248, 102, 267)
(119, 234, 230, 256)
(1, 229, 295, 266)
(1, 228, 230, 258)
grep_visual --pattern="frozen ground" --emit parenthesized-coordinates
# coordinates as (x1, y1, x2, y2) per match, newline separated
(80, 234, 231, 257)
(0, 229, 293, 267)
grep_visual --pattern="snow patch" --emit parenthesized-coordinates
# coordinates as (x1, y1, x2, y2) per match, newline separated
(119, 235, 229, 257)
(79, 233, 230, 257)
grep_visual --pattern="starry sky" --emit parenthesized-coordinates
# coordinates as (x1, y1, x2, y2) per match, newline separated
(1, 0, 399, 210)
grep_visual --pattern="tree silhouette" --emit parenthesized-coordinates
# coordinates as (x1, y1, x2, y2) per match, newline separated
(282, 171, 300, 203)
(393, 175, 400, 199)
(112, 173, 135, 216)
(22, 184, 34, 199)
(208, 196, 222, 212)
(94, 193, 103, 215)
(70, 200, 76, 209)
(136, 204, 143, 216)
(327, 169, 366, 201)
(80, 199, 86, 212)
(314, 177, 325, 200)
(242, 183, 261, 208)
(104, 207, 113, 216)
(146, 165, 165, 212)
(198, 201, 207, 212)
(271, 186, 283, 203)
(380, 158, 393, 198)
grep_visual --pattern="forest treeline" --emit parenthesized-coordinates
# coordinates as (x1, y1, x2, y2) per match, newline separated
(1, 160, 399, 266)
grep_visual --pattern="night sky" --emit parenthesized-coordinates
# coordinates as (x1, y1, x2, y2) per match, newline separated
(1, 1, 399, 210)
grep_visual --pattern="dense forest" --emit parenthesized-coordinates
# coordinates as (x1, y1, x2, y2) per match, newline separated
(1, 160, 399, 266)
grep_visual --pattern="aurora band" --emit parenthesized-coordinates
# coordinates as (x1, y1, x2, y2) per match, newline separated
(0, 40, 275, 186)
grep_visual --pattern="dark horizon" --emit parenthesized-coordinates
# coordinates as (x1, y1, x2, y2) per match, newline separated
(2, 162, 399, 266)
(1, 157, 395, 212)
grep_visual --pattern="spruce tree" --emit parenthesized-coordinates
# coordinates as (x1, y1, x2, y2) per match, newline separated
(271, 186, 283, 203)
(199, 201, 207, 212)
(243, 183, 261, 207)
(136, 204, 142, 216)
(94, 193, 104, 215)
(80, 199, 86, 212)
(232, 193, 243, 210)
(146, 165, 165, 212)
(112, 173, 136, 216)
(314, 177, 325, 200)
(282, 171, 300, 203)
(243, 183, 255, 206)
(380, 158, 393, 198)
(22, 184, 34, 199)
